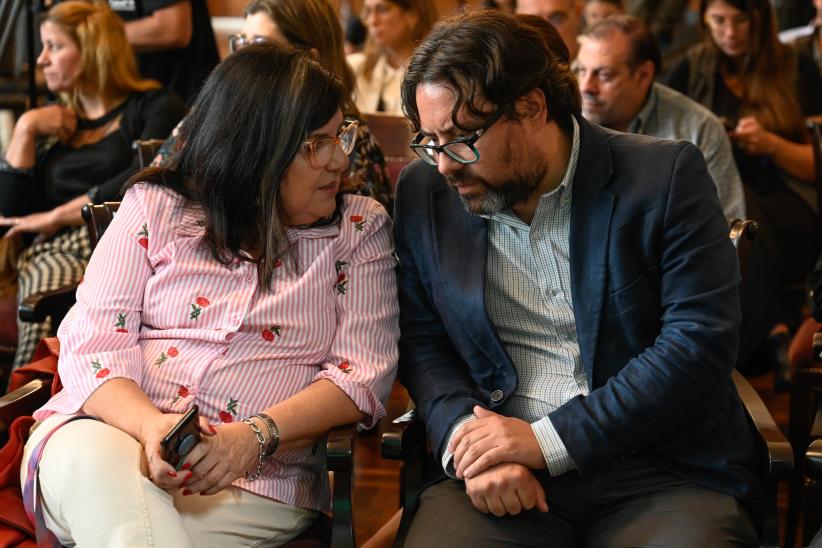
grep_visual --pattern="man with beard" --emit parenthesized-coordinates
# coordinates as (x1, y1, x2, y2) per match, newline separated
(575, 15, 745, 219)
(394, 10, 762, 547)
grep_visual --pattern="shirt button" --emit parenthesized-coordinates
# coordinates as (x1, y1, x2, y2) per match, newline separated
(490, 389, 504, 402)
(245, 275, 253, 283)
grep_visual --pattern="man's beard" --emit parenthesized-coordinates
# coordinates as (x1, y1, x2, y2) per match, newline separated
(446, 157, 548, 216)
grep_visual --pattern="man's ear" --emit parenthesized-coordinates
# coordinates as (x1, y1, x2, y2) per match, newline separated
(515, 88, 550, 127)
(633, 60, 655, 89)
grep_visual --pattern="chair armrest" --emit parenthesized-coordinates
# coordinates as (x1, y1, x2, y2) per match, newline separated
(381, 408, 425, 461)
(732, 370, 793, 479)
(808, 439, 822, 479)
(813, 332, 822, 362)
(0, 378, 51, 434)
(18, 284, 77, 324)
(326, 423, 356, 548)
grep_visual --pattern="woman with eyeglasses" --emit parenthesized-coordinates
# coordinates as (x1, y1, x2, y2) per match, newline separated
(20, 43, 399, 546)
(665, 0, 822, 389)
(349, 0, 437, 114)
(154, 0, 394, 211)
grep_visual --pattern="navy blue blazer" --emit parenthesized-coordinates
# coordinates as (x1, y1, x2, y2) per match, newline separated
(393, 117, 763, 510)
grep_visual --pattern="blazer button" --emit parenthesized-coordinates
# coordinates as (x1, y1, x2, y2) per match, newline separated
(490, 389, 504, 402)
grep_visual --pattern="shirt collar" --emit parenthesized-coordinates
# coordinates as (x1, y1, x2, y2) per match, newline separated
(628, 83, 658, 135)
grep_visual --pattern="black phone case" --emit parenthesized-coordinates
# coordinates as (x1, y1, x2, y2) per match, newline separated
(161, 405, 202, 470)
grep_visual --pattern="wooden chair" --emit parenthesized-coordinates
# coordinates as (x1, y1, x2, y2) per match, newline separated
(382, 219, 793, 548)
(361, 113, 415, 191)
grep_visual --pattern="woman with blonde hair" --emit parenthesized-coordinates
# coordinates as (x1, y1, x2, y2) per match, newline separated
(348, 0, 437, 114)
(154, 0, 393, 209)
(0, 0, 184, 368)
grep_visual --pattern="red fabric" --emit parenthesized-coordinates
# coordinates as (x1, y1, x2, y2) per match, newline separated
(0, 338, 59, 547)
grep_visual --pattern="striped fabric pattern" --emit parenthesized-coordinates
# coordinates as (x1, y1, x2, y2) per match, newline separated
(35, 183, 400, 511)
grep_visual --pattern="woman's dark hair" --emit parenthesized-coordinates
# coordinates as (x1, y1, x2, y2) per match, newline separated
(699, 0, 804, 139)
(401, 9, 581, 134)
(135, 43, 344, 286)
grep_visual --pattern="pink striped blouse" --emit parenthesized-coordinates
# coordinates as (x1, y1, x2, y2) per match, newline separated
(35, 183, 400, 511)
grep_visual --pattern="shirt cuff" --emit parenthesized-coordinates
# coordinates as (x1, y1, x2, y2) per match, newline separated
(440, 414, 476, 478)
(532, 417, 577, 477)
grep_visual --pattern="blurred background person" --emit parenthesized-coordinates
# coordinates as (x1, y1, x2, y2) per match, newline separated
(345, 14, 368, 55)
(780, 0, 822, 76)
(575, 15, 745, 220)
(583, 0, 624, 27)
(154, 0, 394, 211)
(0, 0, 184, 370)
(666, 0, 822, 388)
(516, 0, 582, 58)
(349, 0, 437, 114)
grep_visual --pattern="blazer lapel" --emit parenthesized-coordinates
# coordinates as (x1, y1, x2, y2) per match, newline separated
(570, 119, 615, 385)
(431, 187, 513, 370)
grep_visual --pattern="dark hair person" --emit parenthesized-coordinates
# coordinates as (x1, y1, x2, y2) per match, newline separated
(154, 0, 393, 210)
(0, 0, 184, 370)
(665, 0, 822, 386)
(20, 43, 398, 546)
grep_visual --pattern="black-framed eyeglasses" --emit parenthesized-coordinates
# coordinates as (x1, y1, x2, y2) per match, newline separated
(301, 119, 359, 168)
(228, 33, 270, 53)
(409, 110, 503, 166)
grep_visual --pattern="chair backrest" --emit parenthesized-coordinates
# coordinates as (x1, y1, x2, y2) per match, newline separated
(81, 202, 120, 251)
(728, 218, 759, 278)
(362, 113, 415, 191)
(808, 121, 822, 220)
(132, 139, 166, 170)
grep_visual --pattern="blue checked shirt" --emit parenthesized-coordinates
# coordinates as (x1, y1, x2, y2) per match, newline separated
(442, 117, 584, 478)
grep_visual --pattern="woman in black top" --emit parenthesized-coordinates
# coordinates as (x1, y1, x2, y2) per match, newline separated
(665, 0, 822, 386)
(0, 0, 184, 368)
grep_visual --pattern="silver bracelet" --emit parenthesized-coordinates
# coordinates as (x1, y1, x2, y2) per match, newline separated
(252, 413, 280, 458)
(242, 417, 267, 482)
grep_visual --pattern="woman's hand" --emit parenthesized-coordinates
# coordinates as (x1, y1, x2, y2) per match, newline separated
(0, 210, 60, 241)
(730, 116, 777, 156)
(18, 104, 77, 143)
(179, 421, 261, 496)
(137, 412, 217, 492)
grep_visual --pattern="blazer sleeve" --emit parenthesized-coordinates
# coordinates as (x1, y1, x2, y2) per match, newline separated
(549, 143, 742, 475)
(393, 168, 490, 458)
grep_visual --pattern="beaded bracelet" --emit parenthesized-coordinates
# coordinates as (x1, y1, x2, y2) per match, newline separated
(242, 417, 267, 482)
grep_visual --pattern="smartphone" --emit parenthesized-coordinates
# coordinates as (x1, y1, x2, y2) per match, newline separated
(161, 405, 201, 470)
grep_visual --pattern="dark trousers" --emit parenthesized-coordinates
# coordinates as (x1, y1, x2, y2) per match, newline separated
(403, 457, 758, 548)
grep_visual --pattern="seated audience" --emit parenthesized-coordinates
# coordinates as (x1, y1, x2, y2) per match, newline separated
(0, 1, 185, 370)
(20, 43, 399, 546)
(105, 0, 220, 104)
(155, 0, 393, 211)
(516, 0, 582, 58)
(575, 15, 745, 219)
(583, 0, 624, 27)
(666, 0, 822, 385)
(348, 0, 437, 114)
(395, 10, 760, 547)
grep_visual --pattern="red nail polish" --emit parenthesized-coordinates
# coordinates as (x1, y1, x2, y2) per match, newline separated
(185, 472, 193, 480)
(208, 424, 217, 435)
(199, 492, 208, 496)
(166, 471, 177, 478)
(181, 463, 191, 470)
(182, 489, 192, 496)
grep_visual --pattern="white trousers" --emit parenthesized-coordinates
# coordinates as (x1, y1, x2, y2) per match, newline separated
(21, 414, 316, 548)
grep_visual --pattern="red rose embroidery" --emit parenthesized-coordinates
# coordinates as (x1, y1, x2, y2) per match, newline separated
(177, 385, 189, 398)
(220, 398, 238, 423)
(91, 360, 109, 379)
(196, 296, 210, 307)
(338, 361, 353, 374)
(114, 313, 128, 333)
(261, 325, 282, 341)
(167, 347, 179, 358)
(137, 223, 149, 249)
(350, 215, 365, 231)
(335, 272, 348, 295)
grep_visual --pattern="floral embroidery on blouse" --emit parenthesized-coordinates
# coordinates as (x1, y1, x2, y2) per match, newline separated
(114, 313, 128, 333)
(137, 224, 149, 249)
(338, 361, 353, 374)
(90, 360, 110, 379)
(350, 215, 365, 231)
(154, 346, 179, 367)
(189, 296, 210, 321)
(261, 325, 282, 341)
(171, 384, 190, 406)
(220, 398, 239, 423)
